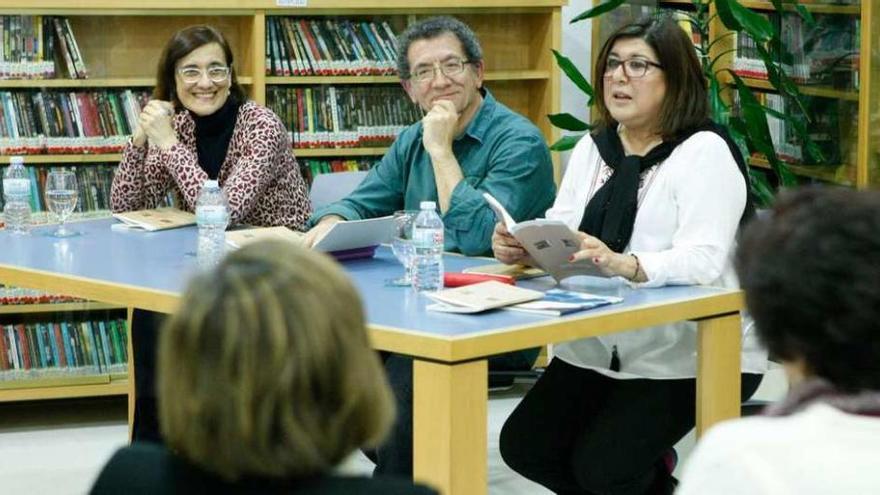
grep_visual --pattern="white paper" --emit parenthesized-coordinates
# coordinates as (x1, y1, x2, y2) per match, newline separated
(313, 216, 394, 252)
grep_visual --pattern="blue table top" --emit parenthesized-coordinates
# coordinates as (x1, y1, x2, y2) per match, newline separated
(0, 218, 739, 342)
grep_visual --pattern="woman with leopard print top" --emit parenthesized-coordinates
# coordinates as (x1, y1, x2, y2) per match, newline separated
(114, 25, 312, 444)
(111, 24, 310, 230)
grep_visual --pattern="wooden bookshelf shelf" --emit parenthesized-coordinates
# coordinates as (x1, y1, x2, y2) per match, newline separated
(749, 155, 855, 186)
(0, 154, 123, 164)
(738, 1, 859, 15)
(0, 76, 252, 88)
(0, 376, 128, 402)
(740, 77, 859, 101)
(0, 302, 124, 315)
(294, 147, 389, 157)
(266, 70, 550, 86)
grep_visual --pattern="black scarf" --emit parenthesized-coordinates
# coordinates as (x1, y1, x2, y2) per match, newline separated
(578, 121, 755, 253)
(192, 97, 241, 180)
(764, 378, 880, 418)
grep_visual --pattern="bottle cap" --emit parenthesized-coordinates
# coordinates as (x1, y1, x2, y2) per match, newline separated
(9, 156, 24, 166)
(204, 179, 219, 188)
(420, 200, 436, 210)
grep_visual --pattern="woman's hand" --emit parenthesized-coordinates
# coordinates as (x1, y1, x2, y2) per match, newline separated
(492, 222, 531, 265)
(570, 232, 641, 280)
(137, 100, 178, 150)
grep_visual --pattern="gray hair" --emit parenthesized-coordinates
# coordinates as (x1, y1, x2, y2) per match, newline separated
(396, 16, 484, 79)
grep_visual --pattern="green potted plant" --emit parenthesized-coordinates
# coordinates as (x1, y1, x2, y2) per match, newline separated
(550, 0, 826, 205)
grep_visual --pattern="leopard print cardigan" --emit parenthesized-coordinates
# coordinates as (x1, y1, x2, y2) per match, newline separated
(110, 100, 311, 230)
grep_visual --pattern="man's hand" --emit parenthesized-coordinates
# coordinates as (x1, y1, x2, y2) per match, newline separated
(303, 215, 344, 248)
(137, 100, 178, 150)
(421, 100, 459, 157)
(492, 222, 532, 265)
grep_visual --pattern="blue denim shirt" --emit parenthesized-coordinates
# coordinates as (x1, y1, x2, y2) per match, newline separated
(309, 89, 556, 256)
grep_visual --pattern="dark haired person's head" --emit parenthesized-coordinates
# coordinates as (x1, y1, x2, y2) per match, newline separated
(736, 187, 880, 392)
(158, 241, 395, 481)
(396, 16, 485, 121)
(594, 15, 707, 140)
(154, 25, 247, 115)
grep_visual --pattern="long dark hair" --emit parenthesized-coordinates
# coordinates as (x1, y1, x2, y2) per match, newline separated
(594, 15, 708, 140)
(153, 25, 247, 108)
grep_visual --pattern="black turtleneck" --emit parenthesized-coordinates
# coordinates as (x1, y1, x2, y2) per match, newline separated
(192, 97, 241, 180)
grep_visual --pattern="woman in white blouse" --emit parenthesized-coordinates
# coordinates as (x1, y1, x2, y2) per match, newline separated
(495, 16, 766, 494)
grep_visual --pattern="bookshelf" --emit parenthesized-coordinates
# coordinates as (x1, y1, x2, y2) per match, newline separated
(590, 0, 877, 189)
(0, 0, 563, 402)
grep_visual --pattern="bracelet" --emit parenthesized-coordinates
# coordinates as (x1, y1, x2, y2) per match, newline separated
(629, 253, 640, 281)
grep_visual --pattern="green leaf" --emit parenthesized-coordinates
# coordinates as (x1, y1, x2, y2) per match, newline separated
(796, 5, 816, 27)
(549, 134, 585, 152)
(552, 49, 594, 103)
(570, 0, 628, 24)
(715, 0, 775, 43)
(708, 78, 729, 125)
(547, 113, 592, 132)
(748, 169, 776, 208)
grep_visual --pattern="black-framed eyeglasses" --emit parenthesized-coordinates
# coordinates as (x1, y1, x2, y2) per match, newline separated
(177, 66, 231, 84)
(604, 58, 662, 79)
(410, 58, 471, 83)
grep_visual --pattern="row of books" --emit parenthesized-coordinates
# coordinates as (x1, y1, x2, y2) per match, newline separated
(738, 90, 851, 166)
(733, 13, 859, 90)
(0, 317, 128, 378)
(0, 89, 150, 154)
(267, 85, 421, 148)
(0, 15, 87, 80)
(299, 157, 378, 184)
(267, 17, 399, 76)
(0, 164, 115, 216)
(0, 285, 85, 305)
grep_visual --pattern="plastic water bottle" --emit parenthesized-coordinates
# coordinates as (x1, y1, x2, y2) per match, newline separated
(412, 200, 444, 292)
(196, 179, 229, 270)
(2, 156, 31, 234)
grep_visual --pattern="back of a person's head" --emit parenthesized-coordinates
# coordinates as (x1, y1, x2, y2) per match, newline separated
(736, 187, 880, 392)
(157, 241, 394, 481)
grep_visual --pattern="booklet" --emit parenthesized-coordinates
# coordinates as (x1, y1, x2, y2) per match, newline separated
(225, 226, 305, 248)
(483, 192, 609, 282)
(111, 207, 196, 231)
(312, 216, 395, 253)
(504, 288, 623, 316)
(425, 281, 544, 314)
(462, 262, 546, 280)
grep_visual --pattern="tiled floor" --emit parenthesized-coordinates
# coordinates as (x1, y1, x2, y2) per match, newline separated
(0, 367, 787, 495)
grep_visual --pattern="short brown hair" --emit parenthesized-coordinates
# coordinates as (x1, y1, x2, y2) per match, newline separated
(594, 15, 708, 139)
(153, 25, 247, 108)
(158, 241, 394, 481)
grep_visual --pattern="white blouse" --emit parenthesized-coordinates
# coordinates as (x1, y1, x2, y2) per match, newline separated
(548, 130, 767, 378)
(677, 403, 880, 494)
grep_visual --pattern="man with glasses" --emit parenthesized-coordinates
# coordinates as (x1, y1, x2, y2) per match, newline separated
(305, 16, 554, 256)
(305, 16, 556, 479)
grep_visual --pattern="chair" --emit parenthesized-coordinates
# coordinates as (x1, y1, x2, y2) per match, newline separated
(309, 171, 369, 210)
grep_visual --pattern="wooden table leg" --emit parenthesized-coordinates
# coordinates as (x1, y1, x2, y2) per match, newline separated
(696, 312, 742, 437)
(413, 358, 488, 495)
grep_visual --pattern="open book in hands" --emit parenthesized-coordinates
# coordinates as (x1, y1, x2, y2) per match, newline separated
(111, 207, 196, 231)
(483, 192, 609, 282)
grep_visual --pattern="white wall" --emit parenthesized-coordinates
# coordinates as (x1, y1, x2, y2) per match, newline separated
(559, 0, 593, 172)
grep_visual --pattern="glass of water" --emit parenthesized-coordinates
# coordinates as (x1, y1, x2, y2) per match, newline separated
(45, 168, 80, 238)
(386, 210, 418, 286)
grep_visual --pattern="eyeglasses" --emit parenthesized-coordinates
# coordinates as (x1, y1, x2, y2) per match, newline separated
(177, 66, 231, 84)
(410, 59, 471, 84)
(604, 58, 662, 79)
